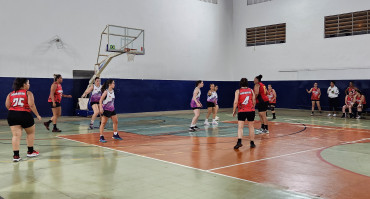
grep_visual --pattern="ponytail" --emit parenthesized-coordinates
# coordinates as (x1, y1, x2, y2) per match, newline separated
(255, 74, 263, 82)
(54, 74, 61, 82)
(101, 79, 114, 93)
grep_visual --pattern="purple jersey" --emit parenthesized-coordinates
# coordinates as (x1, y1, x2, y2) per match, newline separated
(207, 91, 217, 103)
(102, 90, 115, 111)
(190, 88, 201, 108)
(90, 85, 102, 102)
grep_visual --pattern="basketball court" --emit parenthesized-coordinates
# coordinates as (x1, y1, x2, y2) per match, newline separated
(1, 109, 369, 198)
(1, 0, 370, 198)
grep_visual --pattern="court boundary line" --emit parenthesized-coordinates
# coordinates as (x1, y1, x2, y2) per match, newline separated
(56, 136, 319, 199)
(208, 138, 370, 171)
(317, 138, 370, 178)
(224, 120, 370, 132)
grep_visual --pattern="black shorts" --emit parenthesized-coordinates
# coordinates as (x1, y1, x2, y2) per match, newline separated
(257, 101, 268, 112)
(207, 102, 215, 108)
(90, 102, 99, 106)
(7, 110, 35, 128)
(192, 107, 201, 110)
(238, 111, 255, 122)
(103, 110, 116, 118)
(49, 102, 61, 108)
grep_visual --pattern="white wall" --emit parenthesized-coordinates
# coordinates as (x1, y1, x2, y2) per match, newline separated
(0, 0, 233, 81)
(232, 0, 370, 81)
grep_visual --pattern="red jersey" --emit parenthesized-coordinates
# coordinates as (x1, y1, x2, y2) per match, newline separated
(256, 82, 269, 103)
(346, 96, 353, 106)
(311, 88, 320, 100)
(9, 89, 31, 112)
(238, 88, 255, 112)
(267, 89, 276, 103)
(48, 83, 63, 103)
(356, 96, 367, 105)
(348, 87, 357, 95)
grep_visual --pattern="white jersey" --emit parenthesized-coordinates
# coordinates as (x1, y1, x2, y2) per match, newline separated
(92, 85, 102, 95)
(195, 88, 201, 98)
(207, 91, 217, 103)
(90, 84, 102, 102)
(102, 90, 115, 111)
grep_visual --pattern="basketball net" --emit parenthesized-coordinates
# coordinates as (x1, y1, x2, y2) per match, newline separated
(127, 49, 137, 62)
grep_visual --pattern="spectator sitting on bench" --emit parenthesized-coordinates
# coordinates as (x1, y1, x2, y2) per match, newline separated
(341, 91, 355, 118)
(354, 90, 366, 119)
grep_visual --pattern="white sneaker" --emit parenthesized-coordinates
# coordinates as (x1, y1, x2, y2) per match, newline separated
(255, 128, 263, 133)
(204, 120, 210, 126)
(215, 116, 220, 121)
(327, 114, 332, 117)
(333, 114, 337, 117)
(212, 121, 218, 125)
(356, 116, 361, 119)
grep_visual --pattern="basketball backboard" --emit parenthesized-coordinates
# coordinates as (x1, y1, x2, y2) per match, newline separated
(104, 25, 144, 54)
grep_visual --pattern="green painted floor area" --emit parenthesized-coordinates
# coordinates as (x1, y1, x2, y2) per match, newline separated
(1, 108, 369, 199)
(320, 143, 370, 177)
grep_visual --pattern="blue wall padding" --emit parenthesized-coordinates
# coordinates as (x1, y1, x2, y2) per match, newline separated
(0, 77, 369, 119)
(0, 77, 74, 119)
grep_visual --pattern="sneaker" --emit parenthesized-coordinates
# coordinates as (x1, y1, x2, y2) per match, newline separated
(194, 126, 200, 130)
(234, 143, 243, 149)
(52, 128, 62, 133)
(43, 122, 50, 130)
(272, 116, 276, 119)
(99, 137, 107, 143)
(356, 116, 361, 119)
(89, 123, 94, 130)
(250, 141, 256, 148)
(13, 155, 21, 162)
(255, 128, 264, 133)
(310, 113, 314, 116)
(215, 116, 220, 121)
(341, 114, 345, 118)
(263, 129, 269, 134)
(333, 114, 337, 117)
(350, 113, 354, 118)
(204, 121, 210, 126)
(327, 114, 332, 117)
(27, 150, 39, 157)
(189, 127, 196, 132)
(212, 121, 218, 125)
(112, 134, 123, 140)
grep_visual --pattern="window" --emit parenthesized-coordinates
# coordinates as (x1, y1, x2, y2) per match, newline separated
(247, 0, 272, 6)
(246, 23, 286, 46)
(199, 0, 218, 4)
(325, 10, 369, 38)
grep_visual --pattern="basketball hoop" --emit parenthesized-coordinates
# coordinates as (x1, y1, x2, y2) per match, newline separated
(127, 49, 137, 62)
